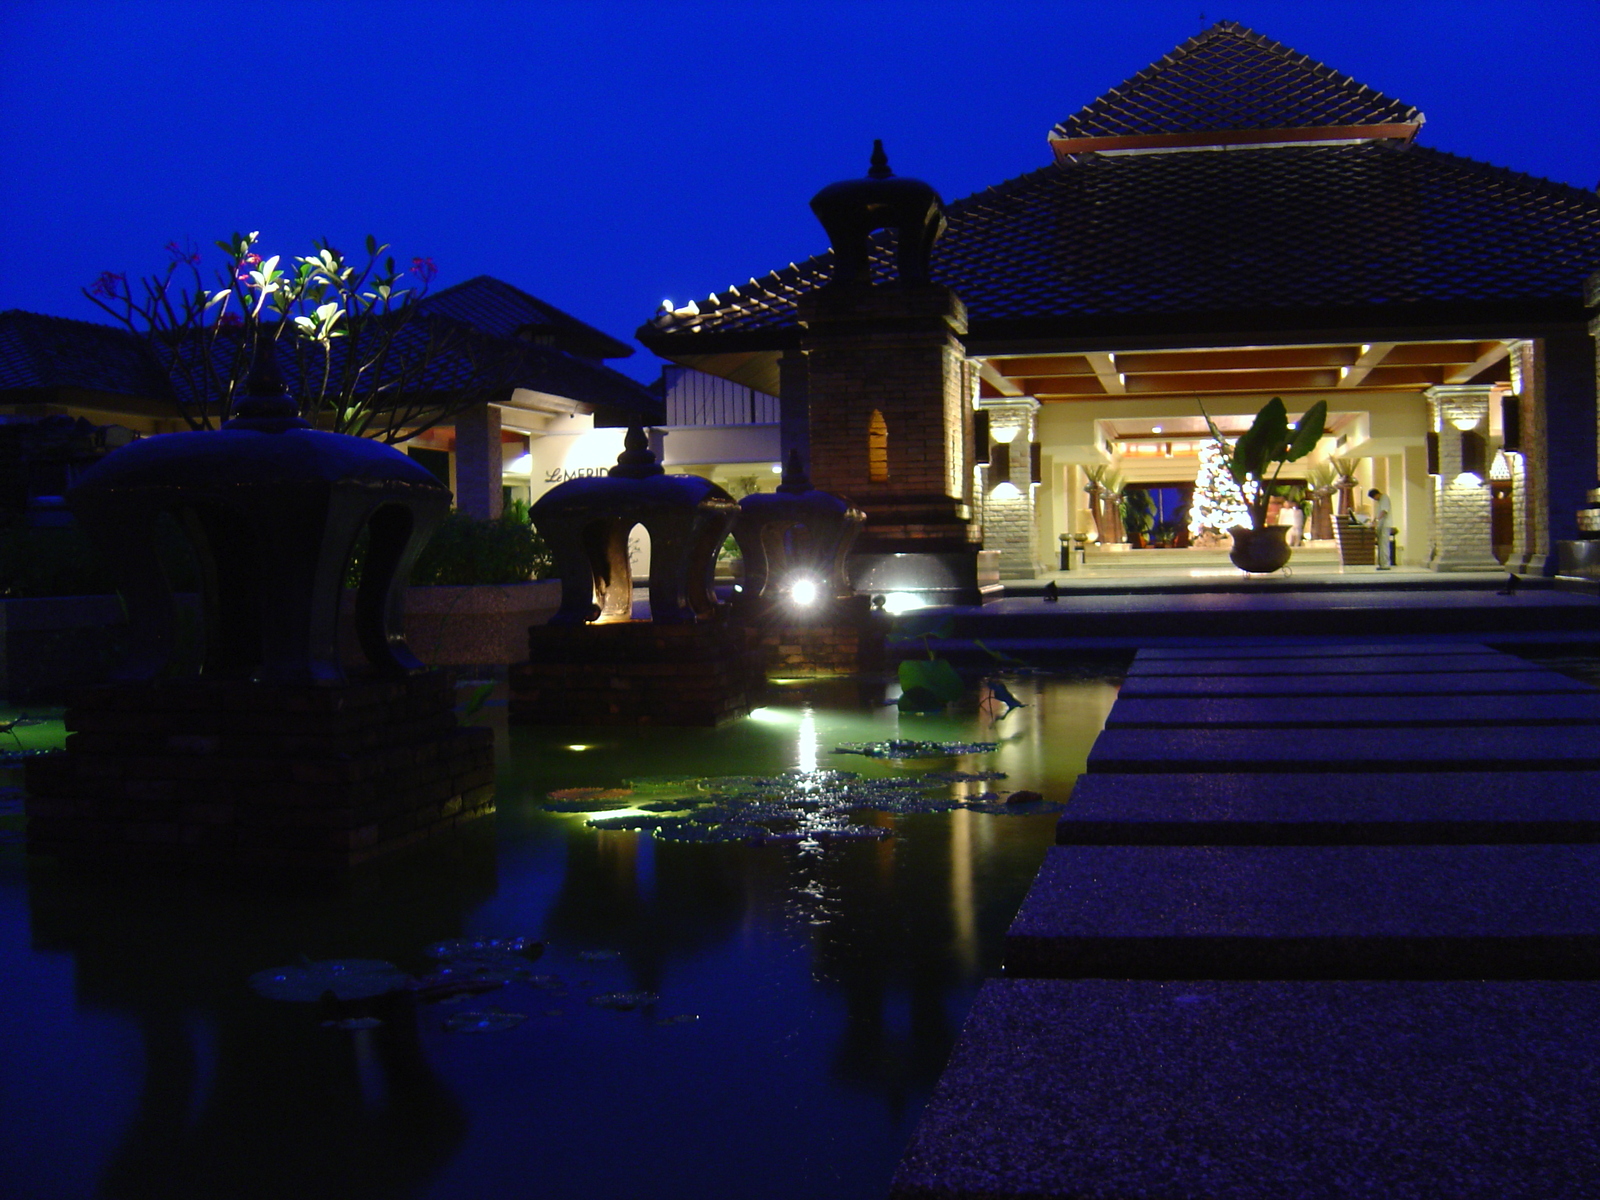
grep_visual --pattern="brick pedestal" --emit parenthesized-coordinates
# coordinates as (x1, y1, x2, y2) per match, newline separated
(742, 596, 888, 677)
(794, 284, 992, 602)
(510, 622, 766, 726)
(23, 673, 494, 870)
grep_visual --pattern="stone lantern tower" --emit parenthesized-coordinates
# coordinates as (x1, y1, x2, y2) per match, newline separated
(794, 142, 994, 604)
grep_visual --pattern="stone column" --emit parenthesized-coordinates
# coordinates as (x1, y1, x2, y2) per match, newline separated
(1425, 385, 1499, 571)
(976, 395, 1041, 577)
(453, 402, 503, 520)
(777, 349, 810, 469)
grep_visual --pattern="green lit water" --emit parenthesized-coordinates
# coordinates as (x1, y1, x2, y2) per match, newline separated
(0, 666, 1121, 1200)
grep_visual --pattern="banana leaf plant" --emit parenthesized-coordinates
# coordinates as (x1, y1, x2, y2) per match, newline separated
(1201, 397, 1328, 531)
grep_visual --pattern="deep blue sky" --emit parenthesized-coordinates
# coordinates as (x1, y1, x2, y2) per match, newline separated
(3, 0, 1597, 384)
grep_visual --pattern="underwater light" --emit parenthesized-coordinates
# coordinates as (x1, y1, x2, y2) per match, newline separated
(565, 744, 594, 752)
(747, 707, 790, 723)
(882, 592, 925, 615)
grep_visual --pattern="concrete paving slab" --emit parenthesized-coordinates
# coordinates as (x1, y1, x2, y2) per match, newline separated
(1127, 653, 1534, 676)
(1137, 642, 1504, 660)
(1058, 771, 1600, 845)
(1104, 693, 1600, 728)
(891, 978, 1600, 1200)
(1086, 725, 1600, 772)
(1117, 669, 1593, 698)
(1005, 844, 1600, 979)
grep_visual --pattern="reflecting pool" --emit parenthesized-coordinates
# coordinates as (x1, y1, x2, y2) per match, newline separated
(0, 663, 1122, 1200)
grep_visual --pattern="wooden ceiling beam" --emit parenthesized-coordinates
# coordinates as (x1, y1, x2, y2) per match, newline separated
(1122, 369, 1343, 394)
(1083, 352, 1125, 395)
(1345, 365, 1446, 387)
(1338, 341, 1395, 388)
(1377, 342, 1491, 367)
(1443, 341, 1512, 384)
(1027, 377, 1115, 398)
(977, 360, 1025, 397)
(990, 354, 1097, 378)
(1114, 346, 1358, 374)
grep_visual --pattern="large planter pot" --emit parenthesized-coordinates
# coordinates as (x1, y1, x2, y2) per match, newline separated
(1228, 526, 1293, 574)
(340, 580, 561, 669)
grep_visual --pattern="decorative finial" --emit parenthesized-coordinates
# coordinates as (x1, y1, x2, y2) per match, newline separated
(776, 448, 812, 494)
(222, 343, 309, 431)
(868, 139, 891, 180)
(608, 425, 665, 479)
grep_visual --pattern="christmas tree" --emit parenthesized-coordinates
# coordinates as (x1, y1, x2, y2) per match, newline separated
(1188, 441, 1253, 540)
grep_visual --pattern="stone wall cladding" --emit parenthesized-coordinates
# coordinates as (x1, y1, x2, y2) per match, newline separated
(511, 622, 767, 726)
(976, 397, 1042, 576)
(1426, 386, 1500, 571)
(24, 673, 493, 870)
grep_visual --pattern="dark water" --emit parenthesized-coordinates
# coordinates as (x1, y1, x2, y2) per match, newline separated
(0, 669, 1119, 1200)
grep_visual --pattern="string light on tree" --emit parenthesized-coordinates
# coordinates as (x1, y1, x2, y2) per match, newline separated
(1189, 440, 1252, 540)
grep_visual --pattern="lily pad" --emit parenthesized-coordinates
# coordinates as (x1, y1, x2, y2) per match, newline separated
(426, 936, 540, 961)
(248, 959, 410, 1003)
(442, 1009, 528, 1033)
(587, 991, 659, 1011)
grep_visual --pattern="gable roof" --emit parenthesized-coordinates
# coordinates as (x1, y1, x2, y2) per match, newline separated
(417, 275, 633, 361)
(1049, 21, 1422, 155)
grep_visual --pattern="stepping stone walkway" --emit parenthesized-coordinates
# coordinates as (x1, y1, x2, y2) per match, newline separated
(893, 642, 1600, 1200)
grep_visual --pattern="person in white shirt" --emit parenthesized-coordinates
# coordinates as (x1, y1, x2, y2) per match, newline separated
(1368, 488, 1393, 569)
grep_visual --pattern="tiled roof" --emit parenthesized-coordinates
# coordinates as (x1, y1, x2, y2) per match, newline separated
(1, 279, 658, 422)
(418, 275, 633, 360)
(0, 311, 171, 398)
(640, 142, 1600, 348)
(1049, 21, 1421, 147)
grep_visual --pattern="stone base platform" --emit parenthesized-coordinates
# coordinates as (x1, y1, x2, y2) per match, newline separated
(1060, 771, 1600, 845)
(892, 978, 1600, 1200)
(23, 673, 494, 871)
(510, 621, 766, 726)
(1005, 843, 1600, 980)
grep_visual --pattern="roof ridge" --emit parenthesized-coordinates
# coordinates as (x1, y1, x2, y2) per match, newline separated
(1049, 22, 1422, 151)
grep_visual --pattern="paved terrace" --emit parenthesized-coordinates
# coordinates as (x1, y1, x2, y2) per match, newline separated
(892, 640, 1600, 1199)
(905, 556, 1600, 649)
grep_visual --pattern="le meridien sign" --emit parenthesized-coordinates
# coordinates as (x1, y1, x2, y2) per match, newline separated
(543, 466, 610, 483)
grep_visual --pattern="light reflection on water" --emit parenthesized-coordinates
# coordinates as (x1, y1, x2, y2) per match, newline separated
(0, 667, 1121, 1200)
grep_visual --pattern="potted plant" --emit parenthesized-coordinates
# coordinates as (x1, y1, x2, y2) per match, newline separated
(1201, 397, 1328, 573)
(1083, 466, 1125, 545)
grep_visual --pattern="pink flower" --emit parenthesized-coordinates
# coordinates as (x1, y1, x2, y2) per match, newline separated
(164, 241, 201, 264)
(410, 256, 437, 283)
(89, 271, 125, 298)
(216, 311, 243, 327)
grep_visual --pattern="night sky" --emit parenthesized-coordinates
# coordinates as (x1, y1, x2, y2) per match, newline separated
(3, 0, 1597, 385)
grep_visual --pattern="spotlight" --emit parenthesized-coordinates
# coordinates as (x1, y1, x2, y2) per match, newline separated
(789, 577, 819, 606)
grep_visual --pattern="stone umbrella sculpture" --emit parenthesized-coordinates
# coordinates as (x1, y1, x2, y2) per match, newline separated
(732, 450, 864, 611)
(532, 426, 739, 625)
(66, 359, 451, 684)
(30, 358, 494, 871)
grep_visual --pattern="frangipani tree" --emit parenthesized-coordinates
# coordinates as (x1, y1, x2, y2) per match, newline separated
(86, 232, 517, 442)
